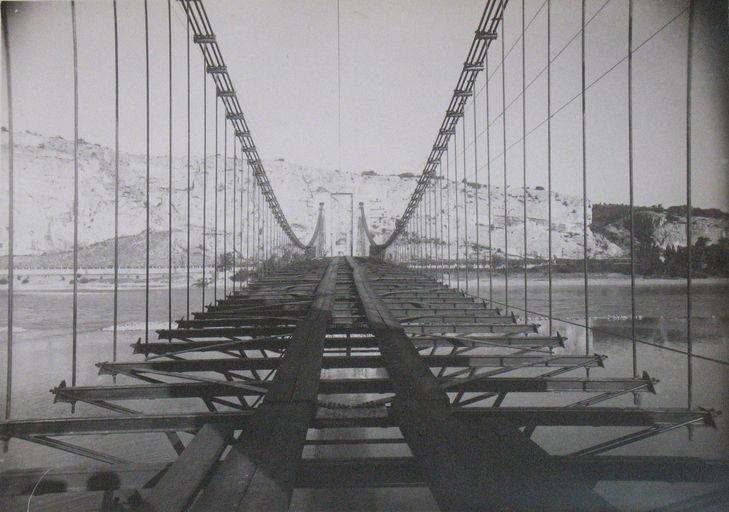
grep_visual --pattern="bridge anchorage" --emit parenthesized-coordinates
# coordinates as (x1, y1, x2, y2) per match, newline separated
(2, 0, 728, 511)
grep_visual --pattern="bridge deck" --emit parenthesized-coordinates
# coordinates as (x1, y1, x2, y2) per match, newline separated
(0, 257, 721, 511)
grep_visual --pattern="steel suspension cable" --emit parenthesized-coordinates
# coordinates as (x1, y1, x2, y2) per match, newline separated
(482, 292, 729, 368)
(144, 0, 150, 343)
(485, 52, 493, 304)
(462, 119, 469, 291)
(257, 181, 262, 278)
(466, 0, 612, 158)
(255, 165, 259, 262)
(183, 0, 311, 250)
(446, 148, 452, 287)
(420, 180, 428, 273)
(420, 195, 425, 265)
(186, 9, 191, 318)
(427, 176, 432, 270)
(410, 218, 414, 268)
(426, 188, 430, 267)
(71, 0, 79, 396)
(431, 171, 436, 271)
(423, 179, 430, 273)
(581, 0, 590, 364)
(431, 172, 440, 272)
(239, 156, 244, 285)
(255, 176, 259, 276)
(501, 14, 509, 315)
(522, 0, 528, 324)
(422, 178, 428, 268)
(112, 0, 119, 360)
(167, 0, 173, 332)
(223, 116, 227, 296)
(201, 61, 207, 308)
(473, 90, 480, 297)
(546, 0, 553, 336)
(380, 0, 505, 249)
(438, 162, 444, 281)
(337, 0, 341, 172)
(416, 191, 425, 270)
(251, 172, 256, 275)
(232, 136, 237, 292)
(416, 197, 421, 266)
(252, 177, 257, 275)
(403, 220, 407, 266)
(412, 208, 416, 265)
(628, 0, 636, 378)
(422, 199, 426, 265)
(478, 0, 547, 97)
(454, 130, 461, 289)
(474, 4, 690, 185)
(213, 98, 218, 301)
(3, 1, 14, 424)
(686, 0, 695, 409)
(246, 162, 251, 286)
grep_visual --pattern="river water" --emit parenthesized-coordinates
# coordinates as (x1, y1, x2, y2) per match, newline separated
(0, 277, 727, 510)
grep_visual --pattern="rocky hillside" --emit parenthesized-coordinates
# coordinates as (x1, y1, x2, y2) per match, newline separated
(0, 130, 724, 267)
(591, 204, 729, 250)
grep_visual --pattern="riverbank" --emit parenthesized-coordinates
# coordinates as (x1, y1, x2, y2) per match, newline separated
(1, 267, 727, 292)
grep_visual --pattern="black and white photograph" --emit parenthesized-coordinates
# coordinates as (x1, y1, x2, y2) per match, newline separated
(1, 0, 728, 510)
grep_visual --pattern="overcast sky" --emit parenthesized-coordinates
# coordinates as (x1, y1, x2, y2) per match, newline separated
(3, 0, 728, 208)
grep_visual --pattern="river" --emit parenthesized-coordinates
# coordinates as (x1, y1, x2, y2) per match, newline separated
(0, 277, 727, 510)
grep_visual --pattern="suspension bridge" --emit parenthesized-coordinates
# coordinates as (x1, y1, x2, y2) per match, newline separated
(1, 0, 728, 510)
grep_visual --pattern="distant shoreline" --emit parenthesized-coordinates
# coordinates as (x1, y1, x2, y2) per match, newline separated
(1, 269, 726, 293)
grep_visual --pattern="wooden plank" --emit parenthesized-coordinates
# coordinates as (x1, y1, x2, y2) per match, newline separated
(146, 423, 231, 512)
(347, 257, 616, 512)
(190, 258, 339, 512)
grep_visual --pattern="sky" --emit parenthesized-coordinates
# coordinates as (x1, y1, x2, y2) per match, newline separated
(2, 0, 728, 209)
